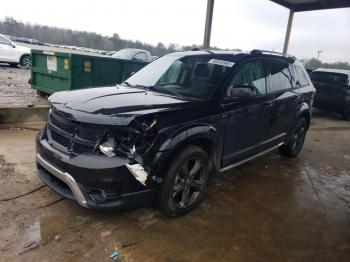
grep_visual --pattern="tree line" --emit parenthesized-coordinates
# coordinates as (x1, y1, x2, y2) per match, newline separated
(302, 58, 350, 70)
(1, 17, 349, 70)
(0, 17, 212, 56)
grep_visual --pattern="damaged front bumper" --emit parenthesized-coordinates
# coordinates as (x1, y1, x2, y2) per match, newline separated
(36, 136, 157, 211)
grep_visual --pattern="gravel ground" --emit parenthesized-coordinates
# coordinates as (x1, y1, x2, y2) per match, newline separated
(0, 65, 47, 106)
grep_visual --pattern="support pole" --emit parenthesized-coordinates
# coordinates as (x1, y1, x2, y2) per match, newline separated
(283, 9, 294, 54)
(203, 0, 215, 49)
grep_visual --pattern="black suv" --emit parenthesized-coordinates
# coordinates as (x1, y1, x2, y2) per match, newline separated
(36, 50, 315, 216)
(310, 68, 350, 120)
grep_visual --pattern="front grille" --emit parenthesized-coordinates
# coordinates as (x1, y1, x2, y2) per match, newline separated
(48, 111, 106, 154)
(73, 142, 95, 154)
(50, 130, 71, 148)
(50, 111, 76, 134)
(78, 125, 105, 142)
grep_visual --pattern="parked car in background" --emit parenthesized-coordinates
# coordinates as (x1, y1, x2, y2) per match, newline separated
(151, 56, 159, 61)
(112, 48, 152, 62)
(36, 49, 315, 216)
(310, 68, 350, 120)
(0, 34, 31, 68)
(8, 35, 44, 46)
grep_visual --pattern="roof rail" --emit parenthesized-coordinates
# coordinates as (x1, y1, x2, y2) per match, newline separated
(250, 49, 296, 60)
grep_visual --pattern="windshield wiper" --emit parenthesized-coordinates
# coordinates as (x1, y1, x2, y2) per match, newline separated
(122, 81, 132, 87)
(152, 85, 185, 98)
(135, 84, 152, 89)
(122, 81, 150, 90)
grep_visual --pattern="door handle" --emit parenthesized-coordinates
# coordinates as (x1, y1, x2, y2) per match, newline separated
(263, 102, 273, 109)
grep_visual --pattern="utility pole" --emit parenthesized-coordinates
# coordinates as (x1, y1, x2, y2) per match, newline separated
(317, 50, 323, 60)
(283, 9, 294, 54)
(203, 0, 215, 49)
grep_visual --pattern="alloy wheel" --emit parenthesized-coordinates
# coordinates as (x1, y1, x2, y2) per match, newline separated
(172, 158, 205, 208)
(291, 124, 306, 152)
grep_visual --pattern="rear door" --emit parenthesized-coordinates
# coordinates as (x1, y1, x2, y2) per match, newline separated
(264, 59, 300, 143)
(221, 59, 273, 166)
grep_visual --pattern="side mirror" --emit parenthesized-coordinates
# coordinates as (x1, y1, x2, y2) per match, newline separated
(226, 85, 256, 100)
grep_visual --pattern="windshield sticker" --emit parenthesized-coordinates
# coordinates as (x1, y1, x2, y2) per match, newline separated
(208, 59, 235, 67)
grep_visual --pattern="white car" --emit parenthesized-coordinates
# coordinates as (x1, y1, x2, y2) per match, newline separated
(112, 48, 152, 62)
(0, 34, 31, 68)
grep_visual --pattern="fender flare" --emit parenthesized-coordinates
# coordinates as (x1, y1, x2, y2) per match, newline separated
(295, 102, 311, 128)
(158, 123, 220, 152)
(286, 102, 311, 139)
(151, 123, 221, 177)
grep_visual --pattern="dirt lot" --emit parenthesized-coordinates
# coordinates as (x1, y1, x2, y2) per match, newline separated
(0, 66, 47, 106)
(0, 112, 350, 262)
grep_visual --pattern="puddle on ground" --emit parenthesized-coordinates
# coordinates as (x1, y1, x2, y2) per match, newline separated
(22, 220, 41, 251)
(23, 215, 88, 251)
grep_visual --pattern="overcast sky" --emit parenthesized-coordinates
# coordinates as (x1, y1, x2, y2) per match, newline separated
(1, 0, 349, 62)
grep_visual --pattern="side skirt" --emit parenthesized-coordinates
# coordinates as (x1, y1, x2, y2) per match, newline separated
(220, 142, 284, 173)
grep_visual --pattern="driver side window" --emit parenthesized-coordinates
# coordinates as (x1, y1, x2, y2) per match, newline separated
(0, 35, 12, 45)
(229, 60, 267, 96)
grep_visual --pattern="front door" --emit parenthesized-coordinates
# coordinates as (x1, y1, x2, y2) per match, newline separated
(0, 35, 14, 62)
(221, 59, 274, 166)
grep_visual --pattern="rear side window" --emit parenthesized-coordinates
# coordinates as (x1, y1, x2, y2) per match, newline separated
(311, 72, 348, 85)
(230, 60, 267, 96)
(265, 60, 293, 93)
(133, 52, 147, 62)
(292, 65, 309, 87)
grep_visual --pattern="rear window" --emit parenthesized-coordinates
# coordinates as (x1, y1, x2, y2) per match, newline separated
(311, 72, 348, 85)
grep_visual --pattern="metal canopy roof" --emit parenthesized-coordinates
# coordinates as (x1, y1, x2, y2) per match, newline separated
(270, 0, 350, 12)
(203, 0, 350, 52)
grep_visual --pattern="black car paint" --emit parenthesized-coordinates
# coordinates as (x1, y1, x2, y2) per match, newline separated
(311, 69, 350, 117)
(36, 51, 315, 210)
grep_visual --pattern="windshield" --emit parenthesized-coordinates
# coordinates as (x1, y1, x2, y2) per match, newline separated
(112, 49, 134, 59)
(0, 34, 13, 45)
(124, 54, 232, 99)
(311, 72, 349, 85)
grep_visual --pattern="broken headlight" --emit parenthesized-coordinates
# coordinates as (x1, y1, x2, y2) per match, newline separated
(99, 139, 116, 157)
(98, 119, 157, 158)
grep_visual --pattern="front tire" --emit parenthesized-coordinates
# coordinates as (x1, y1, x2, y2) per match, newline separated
(279, 118, 308, 157)
(159, 145, 209, 216)
(20, 55, 30, 69)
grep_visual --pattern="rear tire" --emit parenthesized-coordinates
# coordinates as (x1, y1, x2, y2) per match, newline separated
(36, 90, 47, 97)
(279, 118, 308, 157)
(158, 145, 209, 216)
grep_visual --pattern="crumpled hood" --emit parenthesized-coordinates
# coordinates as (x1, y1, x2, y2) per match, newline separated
(49, 85, 192, 117)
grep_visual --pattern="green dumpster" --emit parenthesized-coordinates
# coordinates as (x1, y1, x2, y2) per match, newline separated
(30, 49, 148, 94)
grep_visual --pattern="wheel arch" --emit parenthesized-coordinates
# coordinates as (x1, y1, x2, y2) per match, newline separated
(296, 103, 311, 129)
(152, 124, 221, 178)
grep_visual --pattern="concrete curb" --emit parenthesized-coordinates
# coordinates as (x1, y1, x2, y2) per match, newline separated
(0, 105, 49, 125)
